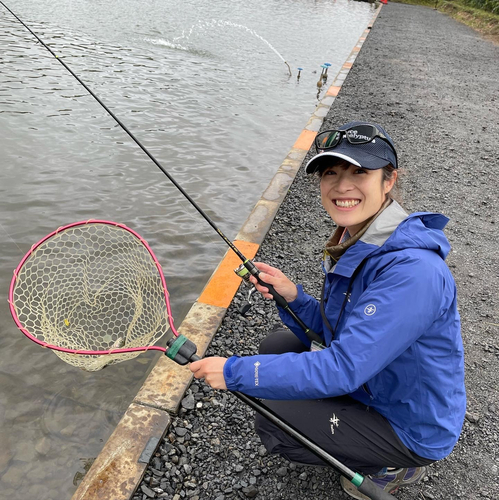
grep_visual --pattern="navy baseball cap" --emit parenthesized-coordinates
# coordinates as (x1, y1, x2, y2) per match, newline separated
(306, 121, 398, 174)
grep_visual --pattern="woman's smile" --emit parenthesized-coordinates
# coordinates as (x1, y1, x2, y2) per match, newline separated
(333, 198, 361, 209)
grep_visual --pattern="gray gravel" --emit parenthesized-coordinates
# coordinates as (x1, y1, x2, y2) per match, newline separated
(136, 4, 499, 500)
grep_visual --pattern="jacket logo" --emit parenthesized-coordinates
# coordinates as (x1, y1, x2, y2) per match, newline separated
(254, 361, 260, 386)
(329, 414, 340, 435)
(364, 304, 376, 316)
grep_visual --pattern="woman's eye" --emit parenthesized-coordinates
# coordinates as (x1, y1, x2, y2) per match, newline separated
(355, 169, 367, 174)
(323, 170, 336, 176)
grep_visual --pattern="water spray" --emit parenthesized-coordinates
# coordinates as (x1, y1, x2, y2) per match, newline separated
(177, 20, 293, 77)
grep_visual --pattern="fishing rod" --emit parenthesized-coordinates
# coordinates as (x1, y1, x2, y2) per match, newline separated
(1, 1, 322, 346)
(4, 9, 400, 499)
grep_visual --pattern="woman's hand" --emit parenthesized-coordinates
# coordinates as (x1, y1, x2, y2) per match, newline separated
(189, 357, 228, 390)
(249, 262, 298, 303)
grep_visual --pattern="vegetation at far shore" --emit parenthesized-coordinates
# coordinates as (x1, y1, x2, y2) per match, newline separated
(390, 0, 499, 44)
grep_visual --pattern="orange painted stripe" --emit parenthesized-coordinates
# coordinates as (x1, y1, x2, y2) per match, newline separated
(343, 62, 353, 69)
(352, 46, 361, 52)
(198, 240, 260, 308)
(327, 86, 341, 97)
(293, 129, 317, 151)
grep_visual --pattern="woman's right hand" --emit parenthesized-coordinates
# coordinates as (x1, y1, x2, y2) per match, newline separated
(249, 262, 298, 303)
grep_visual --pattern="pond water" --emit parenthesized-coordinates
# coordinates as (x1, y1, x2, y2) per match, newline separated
(0, 0, 375, 498)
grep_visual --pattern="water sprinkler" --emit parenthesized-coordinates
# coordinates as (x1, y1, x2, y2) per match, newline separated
(297, 67, 303, 80)
(324, 62, 331, 76)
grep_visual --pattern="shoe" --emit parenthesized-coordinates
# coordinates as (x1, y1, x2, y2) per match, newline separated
(340, 467, 427, 499)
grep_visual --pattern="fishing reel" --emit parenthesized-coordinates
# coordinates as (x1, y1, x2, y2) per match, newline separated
(234, 263, 259, 316)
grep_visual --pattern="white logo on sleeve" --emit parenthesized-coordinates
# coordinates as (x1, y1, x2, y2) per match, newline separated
(254, 361, 260, 386)
(364, 304, 376, 316)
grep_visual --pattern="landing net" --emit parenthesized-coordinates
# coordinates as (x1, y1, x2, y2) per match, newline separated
(9, 221, 172, 371)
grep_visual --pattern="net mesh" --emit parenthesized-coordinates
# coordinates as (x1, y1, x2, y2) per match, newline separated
(11, 223, 170, 371)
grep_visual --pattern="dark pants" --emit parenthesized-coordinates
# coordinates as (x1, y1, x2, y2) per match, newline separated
(254, 328, 434, 475)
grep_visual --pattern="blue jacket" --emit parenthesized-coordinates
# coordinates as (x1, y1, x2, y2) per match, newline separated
(224, 201, 466, 461)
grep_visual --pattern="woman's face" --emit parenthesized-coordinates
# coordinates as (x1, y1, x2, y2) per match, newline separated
(320, 163, 397, 236)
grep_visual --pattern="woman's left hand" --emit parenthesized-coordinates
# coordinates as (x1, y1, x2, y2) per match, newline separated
(189, 357, 228, 390)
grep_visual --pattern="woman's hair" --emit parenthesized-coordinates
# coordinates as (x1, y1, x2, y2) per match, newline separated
(382, 164, 403, 203)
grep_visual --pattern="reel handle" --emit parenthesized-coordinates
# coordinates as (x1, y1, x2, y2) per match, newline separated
(234, 260, 323, 346)
(233, 262, 288, 309)
(237, 260, 289, 309)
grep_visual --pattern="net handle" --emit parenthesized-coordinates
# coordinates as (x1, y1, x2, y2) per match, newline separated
(8, 220, 179, 355)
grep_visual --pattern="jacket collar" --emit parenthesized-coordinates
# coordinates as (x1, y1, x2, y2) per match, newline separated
(324, 197, 392, 264)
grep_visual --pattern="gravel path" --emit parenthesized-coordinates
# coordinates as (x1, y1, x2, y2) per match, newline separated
(136, 4, 499, 499)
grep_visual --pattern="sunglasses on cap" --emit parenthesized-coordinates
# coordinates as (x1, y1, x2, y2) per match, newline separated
(315, 124, 398, 165)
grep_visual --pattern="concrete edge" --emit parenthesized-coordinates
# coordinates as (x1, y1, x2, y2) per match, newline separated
(71, 6, 383, 499)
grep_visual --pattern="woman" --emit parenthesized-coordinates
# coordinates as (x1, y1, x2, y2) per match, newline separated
(190, 121, 466, 498)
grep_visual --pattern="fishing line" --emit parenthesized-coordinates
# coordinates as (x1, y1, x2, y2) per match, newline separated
(1, 1, 322, 344)
(0, 221, 24, 255)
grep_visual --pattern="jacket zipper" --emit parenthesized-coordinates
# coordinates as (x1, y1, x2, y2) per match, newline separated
(362, 383, 374, 400)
